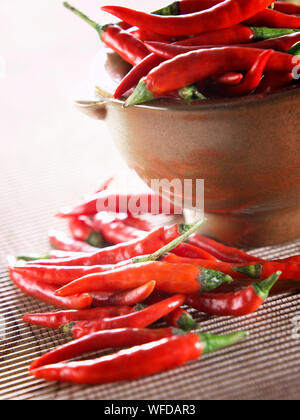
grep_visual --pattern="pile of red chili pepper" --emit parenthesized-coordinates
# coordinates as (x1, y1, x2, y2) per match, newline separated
(8, 176, 300, 385)
(63, 0, 300, 106)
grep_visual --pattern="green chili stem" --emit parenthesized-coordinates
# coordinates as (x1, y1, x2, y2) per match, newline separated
(63, 2, 105, 36)
(199, 331, 249, 355)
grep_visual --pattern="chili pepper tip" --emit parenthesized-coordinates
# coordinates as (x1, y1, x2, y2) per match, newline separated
(198, 330, 249, 355)
(124, 79, 154, 107)
(252, 271, 282, 301)
(152, 1, 180, 16)
(233, 263, 263, 279)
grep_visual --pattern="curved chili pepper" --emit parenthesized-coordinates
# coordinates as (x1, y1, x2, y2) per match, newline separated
(249, 32, 300, 52)
(188, 234, 264, 263)
(68, 217, 102, 248)
(63, 3, 148, 66)
(125, 46, 300, 106)
(62, 294, 186, 339)
(55, 261, 233, 297)
(57, 192, 181, 218)
(48, 229, 97, 253)
(256, 71, 294, 94)
(22, 306, 134, 329)
(9, 269, 92, 310)
(129, 28, 179, 43)
(186, 271, 281, 316)
(102, 1, 273, 36)
(172, 242, 219, 261)
(212, 49, 273, 97)
(91, 213, 145, 244)
(245, 8, 300, 28)
(273, 2, 300, 15)
(213, 72, 244, 85)
(91, 281, 156, 307)
(29, 327, 184, 370)
(30, 330, 248, 384)
(122, 215, 152, 232)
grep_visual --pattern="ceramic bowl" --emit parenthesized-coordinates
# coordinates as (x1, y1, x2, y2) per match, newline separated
(75, 50, 300, 247)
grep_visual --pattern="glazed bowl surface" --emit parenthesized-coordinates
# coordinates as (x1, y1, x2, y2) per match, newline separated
(76, 50, 300, 247)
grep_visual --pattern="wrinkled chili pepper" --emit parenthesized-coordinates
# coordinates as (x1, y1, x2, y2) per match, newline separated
(212, 49, 273, 97)
(29, 327, 185, 370)
(48, 229, 97, 253)
(91, 281, 156, 307)
(186, 271, 281, 316)
(102, 1, 273, 36)
(245, 8, 300, 28)
(57, 192, 181, 218)
(125, 46, 300, 106)
(9, 269, 92, 310)
(68, 217, 102, 248)
(63, 3, 148, 66)
(188, 234, 264, 263)
(55, 261, 233, 297)
(62, 294, 186, 338)
(30, 330, 248, 384)
(91, 213, 145, 244)
(23, 306, 134, 329)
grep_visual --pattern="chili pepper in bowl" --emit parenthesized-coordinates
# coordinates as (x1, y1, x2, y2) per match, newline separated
(9, 269, 92, 310)
(63, 3, 148, 66)
(125, 46, 300, 106)
(30, 330, 248, 384)
(61, 294, 186, 338)
(211, 49, 273, 97)
(102, 1, 273, 36)
(29, 327, 187, 371)
(22, 306, 134, 329)
(186, 271, 281, 316)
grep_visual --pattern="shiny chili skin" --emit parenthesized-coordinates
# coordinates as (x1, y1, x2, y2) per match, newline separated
(214, 72, 244, 85)
(55, 261, 232, 297)
(68, 217, 102, 248)
(172, 242, 219, 261)
(245, 8, 300, 28)
(102, 1, 273, 36)
(57, 192, 181, 218)
(48, 229, 97, 253)
(65, 294, 186, 338)
(9, 269, 92, 310)
(188, 234, 263, 264)
(122, 215, 152, 232)
(64, 3, 148, 66)
(245, 32, 300, 52)
(29, 225, 182, 267)
(29, 327, 181, 370)
(212, 49, 273, 97)
(23, 306, 134, 329)
(256, 71, 294, 94)
(186, 272, 280, 316)
(91, 281, 156, 307)
(30, 333, 203, 384)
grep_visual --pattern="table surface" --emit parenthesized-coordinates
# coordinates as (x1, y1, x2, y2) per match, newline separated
(1, 0, 300, 401)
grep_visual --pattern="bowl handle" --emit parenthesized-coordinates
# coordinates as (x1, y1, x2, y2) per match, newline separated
(75, 100, 108, 120)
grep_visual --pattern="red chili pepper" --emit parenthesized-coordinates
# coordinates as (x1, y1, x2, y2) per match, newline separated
(129, 28, 179, 43)
(188, 234, 264, 263)
(125, 46, 300, 106)
(9, 269, 92, 310)
(245, 8, 300, 28)
(28, 224, 186, 267)
(102, 1, 273, 36)
(212, 49, 273, 97)
(247, 32, 300, 52)
(213, 72, 244, 86)
(54, 261, 233, 297)
(234, 261, 300, 281)
(30, 330, 248, 384)
(256, 71, 294, 94)
(29, 327, 183, 370)
(23, 306, 134, 329)
(64, 3, 148, 66)
(93, 176, 114, 194)
(48, 229, 98, 253)
(274, 1, 300, 15)
(62, 294, 186, 339)
(57, 192, 181, 218)
(91, 281, 156, 307)
(91, 213, 145, 245)
(186, 271, 281, 316)
(279, 255, 300, 263)
(122, 215, 152, 232)
(172, 242, 219, 261)
(68, 217, 102, 248)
